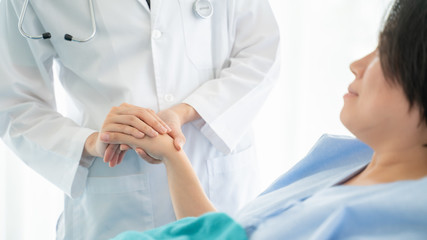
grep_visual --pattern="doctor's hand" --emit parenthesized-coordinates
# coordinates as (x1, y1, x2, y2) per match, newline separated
(100, 131, 179, 162)
(134, 103, 200, 162)
(83, 103, 171, 167)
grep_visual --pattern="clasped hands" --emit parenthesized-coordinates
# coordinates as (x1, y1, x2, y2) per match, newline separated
(83, 103, 199, 167)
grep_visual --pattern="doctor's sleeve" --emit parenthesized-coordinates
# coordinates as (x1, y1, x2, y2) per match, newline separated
(183, 0, 280, 154)
(0, 0, 95, 198)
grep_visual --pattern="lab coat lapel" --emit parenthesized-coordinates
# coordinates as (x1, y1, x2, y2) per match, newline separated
(147, 0, 164, 24)
(136, 0, 150, 12)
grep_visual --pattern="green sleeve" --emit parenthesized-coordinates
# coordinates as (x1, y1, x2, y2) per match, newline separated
(111, 212, 248, 240)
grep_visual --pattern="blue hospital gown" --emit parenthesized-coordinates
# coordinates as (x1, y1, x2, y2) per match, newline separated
(113, 135, 427, 239)
(236, 134, 427, 239)
(112, 212, 247, 240)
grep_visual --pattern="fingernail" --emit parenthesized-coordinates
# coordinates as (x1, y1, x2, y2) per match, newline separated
(160, 126, 168, 133)
(136, 131, 144, 138)
(100, 133, 109, 141)
(177, 140, 184, 150)
(165, 125, 172, 132)
(150, 130, 158, 137)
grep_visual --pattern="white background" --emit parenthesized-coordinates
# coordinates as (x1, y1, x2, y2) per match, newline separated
(0, 0, 393, 239)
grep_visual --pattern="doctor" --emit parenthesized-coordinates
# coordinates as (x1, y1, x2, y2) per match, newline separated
(0, 0, 280, 239)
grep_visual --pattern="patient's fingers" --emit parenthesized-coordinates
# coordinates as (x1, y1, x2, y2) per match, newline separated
(103, 143, 127, 167)
(109, 145, 122, 167)
(117, 150, 127, 165)
(101, 132, 167, 165)
(103, 144, 118, 164)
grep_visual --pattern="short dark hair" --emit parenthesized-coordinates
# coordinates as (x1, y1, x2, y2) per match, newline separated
(378, 0, 427, 125)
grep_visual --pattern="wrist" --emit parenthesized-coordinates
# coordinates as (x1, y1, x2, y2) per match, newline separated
(163, 149, 189, 167)
(83, 132, 100, 157)
(172, 103, 200, 124)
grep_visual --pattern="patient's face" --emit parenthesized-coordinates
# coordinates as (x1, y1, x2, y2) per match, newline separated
(340, 50, 417, 147)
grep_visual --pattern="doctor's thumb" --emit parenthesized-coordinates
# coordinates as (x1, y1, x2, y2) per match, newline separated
(171, 133, 186, 151)
(175, 138, 185, 151)
(167, 126, 186, 151)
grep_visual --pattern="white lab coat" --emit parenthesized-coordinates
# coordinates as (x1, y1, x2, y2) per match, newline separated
(0, 0, 280, 239)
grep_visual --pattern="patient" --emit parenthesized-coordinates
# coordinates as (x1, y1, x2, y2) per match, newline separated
(104, 0, 427, 238)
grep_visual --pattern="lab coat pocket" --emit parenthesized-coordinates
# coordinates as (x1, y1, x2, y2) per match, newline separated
(178, 0, 214, 69)
(71, 173, 154, 239)
(207, 146, 260, 217)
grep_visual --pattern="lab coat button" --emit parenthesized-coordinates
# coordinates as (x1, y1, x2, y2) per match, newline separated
(164, 94, 174, 102)
(152, 30, 162, 39)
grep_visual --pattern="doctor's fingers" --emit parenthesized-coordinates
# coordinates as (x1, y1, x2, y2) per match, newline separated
(103, 122, 148, 139)
(167, 128, 186, 151)
(104, 115, 160, 138)
(101, 131, 143, 149)
(113, 106, 171, 134)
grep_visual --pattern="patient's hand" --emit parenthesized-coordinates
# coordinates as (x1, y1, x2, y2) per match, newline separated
(102, 131, 179, 163)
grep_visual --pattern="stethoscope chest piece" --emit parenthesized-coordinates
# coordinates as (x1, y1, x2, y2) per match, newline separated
(193, 0, 213, 19)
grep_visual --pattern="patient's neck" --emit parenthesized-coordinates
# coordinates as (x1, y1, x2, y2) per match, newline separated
(344, 144, 427, 186)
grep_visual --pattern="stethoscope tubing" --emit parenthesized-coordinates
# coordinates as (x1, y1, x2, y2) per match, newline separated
(18, 0, 213, 43)
(18, 0, 48, 39)
(67, 0, 96, 42)
(18, 0, 97, 43)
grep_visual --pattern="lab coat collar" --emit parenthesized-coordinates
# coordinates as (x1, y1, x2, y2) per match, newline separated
(136, 0, 151, 13)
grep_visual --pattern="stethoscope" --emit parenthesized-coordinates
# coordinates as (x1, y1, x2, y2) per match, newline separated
(18, 0, 213, 43)
(18, 0, 96, 42)
(193, 0, 213, 19)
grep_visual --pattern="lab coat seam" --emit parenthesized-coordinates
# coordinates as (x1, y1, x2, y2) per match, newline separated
(150, 14, 162, 113)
